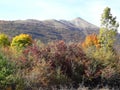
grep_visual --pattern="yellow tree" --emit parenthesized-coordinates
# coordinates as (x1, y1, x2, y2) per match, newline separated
(82, 34, 100, 49)
(11, 34, 33, 50)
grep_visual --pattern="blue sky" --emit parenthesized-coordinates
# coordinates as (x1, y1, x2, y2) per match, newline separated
(0, 0, 120, 31)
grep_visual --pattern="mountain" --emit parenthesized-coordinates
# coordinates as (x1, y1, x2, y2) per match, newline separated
(115, 34, 120, 54)
(0, 17, 99, 43)
(71, 17, 99, 35)
(0, 17, 119, 52)
(71, 17, 97, 29)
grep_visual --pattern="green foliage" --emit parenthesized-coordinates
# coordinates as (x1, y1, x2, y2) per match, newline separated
(0, 53, 16, 89)
(11, 34, 33, 50)
(93, 48, 116, 65)
(101, 7, 119, 30)
(0, 33, 10, 47)
(99, 7, 119, 51)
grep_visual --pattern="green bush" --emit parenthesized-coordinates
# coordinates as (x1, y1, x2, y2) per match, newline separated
(0, 53, 16, 89)
(0, 33, 10, 47)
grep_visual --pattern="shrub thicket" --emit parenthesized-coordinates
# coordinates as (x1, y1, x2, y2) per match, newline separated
(18, 41, 88, 87)
(0, 53, 16, 89)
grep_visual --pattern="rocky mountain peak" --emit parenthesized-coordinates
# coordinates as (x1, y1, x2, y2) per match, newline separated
(71, 17, 98, 29)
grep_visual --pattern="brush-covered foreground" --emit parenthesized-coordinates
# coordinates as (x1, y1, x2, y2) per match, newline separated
(0, 33, 120, 90)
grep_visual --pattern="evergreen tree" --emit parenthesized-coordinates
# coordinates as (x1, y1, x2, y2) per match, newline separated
(99, 7, 119, 51)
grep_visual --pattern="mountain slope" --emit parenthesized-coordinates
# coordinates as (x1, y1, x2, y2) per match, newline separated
(0, 18, 99, 43)
(71, 17, 99, 35)
(0, 18, 119, 52)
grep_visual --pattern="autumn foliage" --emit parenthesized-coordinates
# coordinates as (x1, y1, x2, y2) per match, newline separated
(0, 7, 120, 89)
(11, 34, 33, 49)
(82, 34, 100, 49)
(0, 32, 119, 89)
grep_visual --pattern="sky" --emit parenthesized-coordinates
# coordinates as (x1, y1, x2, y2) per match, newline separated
(0, 0, 120, 32)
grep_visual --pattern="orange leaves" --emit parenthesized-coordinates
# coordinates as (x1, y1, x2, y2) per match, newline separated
(82, 34, 100, 49)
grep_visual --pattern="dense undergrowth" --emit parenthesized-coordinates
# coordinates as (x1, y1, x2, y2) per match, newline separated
(0, 34, 120, 90)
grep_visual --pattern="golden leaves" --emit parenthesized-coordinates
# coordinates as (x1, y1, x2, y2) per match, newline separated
(82, 34, 100, 49)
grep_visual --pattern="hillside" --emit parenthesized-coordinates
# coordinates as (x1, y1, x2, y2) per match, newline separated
(0, 17, 120, 48)
(0, 17, 99, 43)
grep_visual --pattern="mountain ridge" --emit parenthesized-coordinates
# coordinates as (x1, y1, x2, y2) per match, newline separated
(0, 17, 103, 43)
